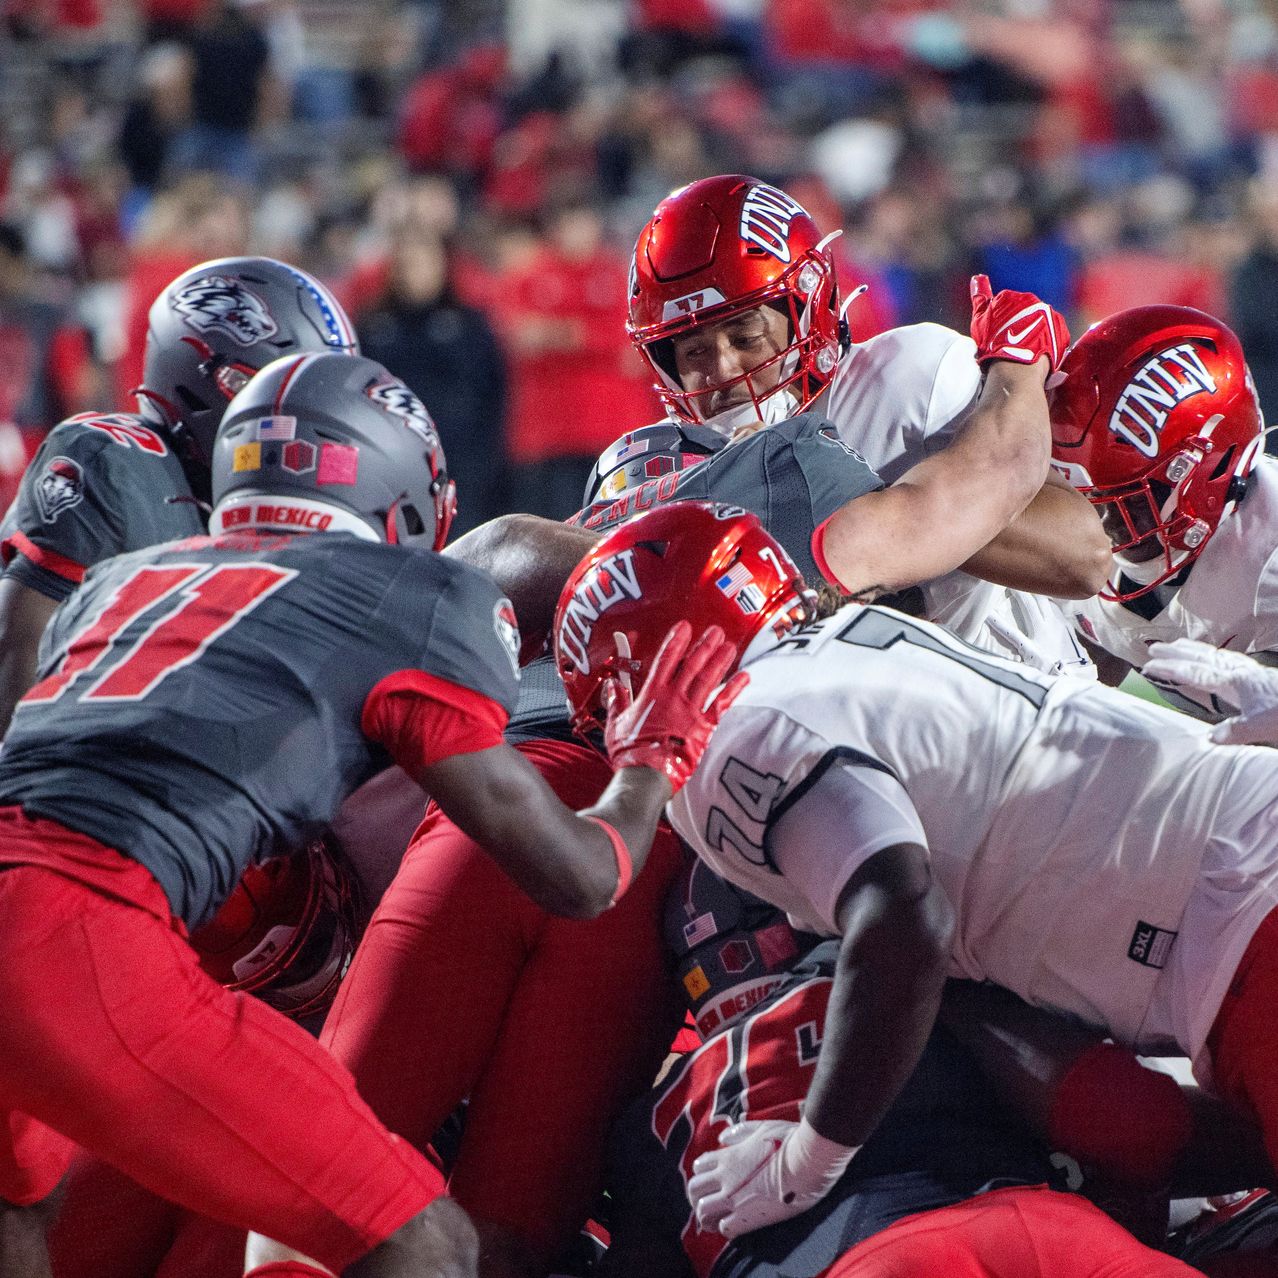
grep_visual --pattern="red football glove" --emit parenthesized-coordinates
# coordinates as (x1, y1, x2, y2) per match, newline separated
(969, 274, 1070, 372)
(603, 620, 749, 793)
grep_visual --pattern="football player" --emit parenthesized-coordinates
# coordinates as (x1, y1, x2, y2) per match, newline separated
(285, 256, 1088, 1278)
(556, 500, 1278, 1240)
(600, 860, 1213, 1278)
(1050, 306, 1273, 716)
(609, 174, 1108, 672)
(0, 255, 359, 735)
(0, 354, 736, 1278)
(244, 376, 892, 1278)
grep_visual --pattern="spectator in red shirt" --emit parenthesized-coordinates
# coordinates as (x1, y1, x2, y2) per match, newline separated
(491, 202, 659, 518)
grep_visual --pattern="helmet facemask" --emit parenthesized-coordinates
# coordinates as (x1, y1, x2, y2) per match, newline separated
(1088, 430, 1256, 602)
(632, 242, 844, 436)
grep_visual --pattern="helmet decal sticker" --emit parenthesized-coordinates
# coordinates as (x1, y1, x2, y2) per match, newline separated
(281, 439, 317, 475)
(662, 287, 727, 323)
(316, 442, 359, 486)
(172, 275, 279, 346)
(232, 442, 262, 472)
(365, 376, 441, 446)
(35, 456, 85, 524)
(1108, 344, 1218, 458)
(738, 185, 808, 263)
(254, 415, 296, 442)
(715, 562, 765, 613)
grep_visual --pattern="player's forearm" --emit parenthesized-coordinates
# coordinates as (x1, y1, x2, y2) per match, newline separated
(578, 764, 673, 905)
(961, 476, 1112, 598)
(806, 871, 953, 1148)
(0, 578, 57, 738)
(912, 358, 1052, 552)
(816, 362, 1051, 597)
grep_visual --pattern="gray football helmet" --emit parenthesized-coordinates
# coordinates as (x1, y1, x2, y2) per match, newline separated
(137, 257, 359, 478)
(210, 352, 456, 550)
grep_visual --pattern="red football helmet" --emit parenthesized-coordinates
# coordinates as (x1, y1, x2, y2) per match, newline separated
(554, 500, 816, 736)
(189, 836, 358, 1019)
(627, 176, 847, 434)
(1050, 306, 1265, 601)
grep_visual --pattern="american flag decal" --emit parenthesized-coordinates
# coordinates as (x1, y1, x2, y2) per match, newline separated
(716, 563, 765, 614)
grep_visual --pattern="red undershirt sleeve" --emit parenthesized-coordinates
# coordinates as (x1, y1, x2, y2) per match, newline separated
(361, 669, 510, 774)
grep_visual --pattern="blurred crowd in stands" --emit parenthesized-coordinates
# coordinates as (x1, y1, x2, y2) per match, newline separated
(4, 0, 1278, 527)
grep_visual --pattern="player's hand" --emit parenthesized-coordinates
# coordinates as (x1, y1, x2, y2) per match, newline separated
(969, 275, 1070, 373)
(603, 620, 748, 793)
(1143, 639, 1278, 745)
(687, 1118, 859, 1239)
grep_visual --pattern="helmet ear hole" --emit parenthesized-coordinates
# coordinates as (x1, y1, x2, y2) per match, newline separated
(1209, 445, 1237, 481)
(400, 504, 426, 538)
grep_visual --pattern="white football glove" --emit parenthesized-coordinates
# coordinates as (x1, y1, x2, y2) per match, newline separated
(687, 1117, 859, 1239)
(1142, 639, 1278, 745)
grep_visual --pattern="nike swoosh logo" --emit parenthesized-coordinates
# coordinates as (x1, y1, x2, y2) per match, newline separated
(1006, 317, 1044, 345)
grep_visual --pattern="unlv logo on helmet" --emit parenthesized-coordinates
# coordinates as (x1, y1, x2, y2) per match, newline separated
(1108, 344, 1217, 458)
(172, 275, 279, 346)
(739, 185, 808, 263)
(558, 549, 643, 676)
(35, 456, 84, 523)
(365, 377, 440, 445)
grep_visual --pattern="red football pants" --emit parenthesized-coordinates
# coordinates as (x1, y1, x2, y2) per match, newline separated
(1208, 904, 1278, 1179)
(825, 1185, 1199, 1277)
(0, 842, 442, 1274)
(321, 739, 684, 1268)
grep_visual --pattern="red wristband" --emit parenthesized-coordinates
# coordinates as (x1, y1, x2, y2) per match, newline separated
(588, 816, 633, 907)
(811, 514, 848, 593)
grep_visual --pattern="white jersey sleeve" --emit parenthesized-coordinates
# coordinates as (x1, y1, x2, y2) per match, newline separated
(763, 754, 929, 932)
(823, 323, 980, 483)
(1070, 459, 1278, 703)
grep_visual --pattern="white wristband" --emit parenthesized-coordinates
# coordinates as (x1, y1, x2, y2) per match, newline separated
(790, 1116, 860, 1185)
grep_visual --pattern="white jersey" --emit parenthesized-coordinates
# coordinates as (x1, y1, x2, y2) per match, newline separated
(668, 603, 1277, 1063)
(1071, 458, 1278, 703)
(825, 324, 1090, 676)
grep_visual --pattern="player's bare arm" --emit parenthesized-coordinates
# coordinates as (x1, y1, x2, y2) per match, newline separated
(688, 842, 953, 1239)
(808, 845, 954, 1149)
(445, 514, 598, 659)
(415, 622, 744, 918)
(0, 578, 58, 738)
(815, 279, 1068, 597)
(816, 359, 1051, 597)
(961, 470, 1112, 599)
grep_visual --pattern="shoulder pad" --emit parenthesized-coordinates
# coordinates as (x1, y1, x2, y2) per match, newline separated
(587, 422, 726, 507)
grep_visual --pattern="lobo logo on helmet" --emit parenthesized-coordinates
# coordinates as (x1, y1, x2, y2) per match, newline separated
(493, 599, 520, 676)
(559, 550, 642, 675)
(366, 377, 440, 445)
(1109, 344, 1218, 459)
(35, 456, 84, 523)
(172, 276, 279, 346)
(739, 185, 807, 264)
